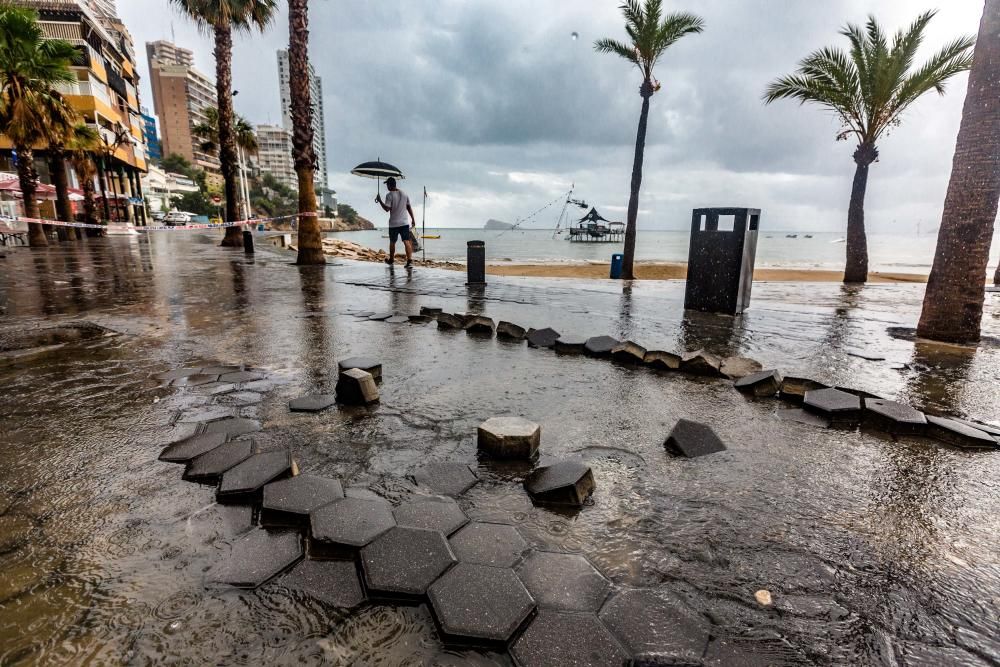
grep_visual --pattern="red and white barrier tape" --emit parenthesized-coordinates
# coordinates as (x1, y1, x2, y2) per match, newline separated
(10, 211, 317, 232)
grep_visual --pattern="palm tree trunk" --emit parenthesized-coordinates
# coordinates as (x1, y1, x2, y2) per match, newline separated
(289, 0, 324, 265)
(622, 80, 653, 280)
(213, 22, 242, 248)
(994, 260, 999, 287)
(844, 143, 877, 283)
(917, 0, 1000, 344)
(49, 149, 73, 241)
(96, 158, 111, 222)
(77, 160, 99, 233)
(16, 146, 47, 247)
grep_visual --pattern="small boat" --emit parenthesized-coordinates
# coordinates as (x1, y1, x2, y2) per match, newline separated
(421, 235, 441, 239)
(831, 237, 846, 244)
(804, 234, 813, 238)
(786, 234, 798, 238)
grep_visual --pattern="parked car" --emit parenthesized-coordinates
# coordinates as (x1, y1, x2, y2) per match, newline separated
(164, 211, 192, 226)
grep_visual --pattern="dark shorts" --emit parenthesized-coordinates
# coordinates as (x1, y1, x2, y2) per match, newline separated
(389, 226, 411, 243)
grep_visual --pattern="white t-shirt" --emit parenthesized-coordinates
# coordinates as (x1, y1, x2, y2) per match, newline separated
(385, 190, 411, 227)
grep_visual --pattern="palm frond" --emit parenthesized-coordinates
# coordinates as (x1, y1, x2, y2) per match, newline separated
(594, 37, 639, 66)
(597, 0, 704, 84)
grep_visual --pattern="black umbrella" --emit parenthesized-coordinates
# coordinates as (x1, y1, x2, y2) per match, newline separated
(351, 159, 405, 197)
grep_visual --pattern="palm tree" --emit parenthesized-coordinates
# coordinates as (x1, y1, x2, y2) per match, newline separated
(0, 4, 77, 247)
(595, 0, 704, 280)
(916, 0, 1000, 344)
(65, 124, 101, 235)
(288, 0, 323, 265)
(192, 106, 258, 156)
(765, 12, 974, 284)
(171, 0, 277, 247)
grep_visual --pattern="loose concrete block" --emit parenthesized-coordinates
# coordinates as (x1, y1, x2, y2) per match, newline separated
(385, 315, 410, 324)
(720, 356, 763, 380)
(496, 321, 527, 341)
(337, 357, 382, 383)
(679, 350, 723, 376)
(428, 562, 536, 643)
(449, 521, 527, 568)
(863, 399, 927, 435)
(779, 376, 827, 404)
(210, 529, 303, 589)
(204, 417, 261, 438)
(218, 450, 295, 500)
(288, 394, 337, 412)
(478, 416, 541, 460)
(927, 415, 998, 449)
(527, 327, 560, 348)
(584, 336, 620, 357)
(516, 551, 610, 612)
(511, 610, 629, 667)
(219, 371, 266, 384)
(803, 388, 862, 423)
(184, 439, 257, 482)
(734, 369, 783, 397)
(419, 306, 443, 317)
(392, 496, 469, 536)
(664, 419, 727, 458)
(411, 463, 480, 497)
(277, 558, 365, 609)
(599, 589, 709, 663)
(437, 312, 466, 330)
(644, 350, 681, 370)
(336, 368, 379, 405)
(611, 341, 647, 364)
(524, 461, 595, 506)
(553, 335, 587, 354)
(263, 474, 345, 524)
(361, 526, 457, 596)
(159, 431, 227, 463)
(173, 373, 220, 387)
(310, 497, 396, 549)
(367, 312, 393, 321)
(464, 316, 496, 335)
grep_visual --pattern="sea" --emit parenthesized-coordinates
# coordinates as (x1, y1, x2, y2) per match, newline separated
(325, 228, 1000, 273)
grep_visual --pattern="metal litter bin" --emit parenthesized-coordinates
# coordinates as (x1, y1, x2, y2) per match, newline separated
(683, 208, 760, 315)
(467, 240, 486, 285)
(610, 253, 624, 279)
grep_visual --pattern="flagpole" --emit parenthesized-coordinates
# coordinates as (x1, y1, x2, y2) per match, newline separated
(422, 186, 426, 262)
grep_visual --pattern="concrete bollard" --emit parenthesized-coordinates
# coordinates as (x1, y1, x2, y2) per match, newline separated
(242, 230, 255, 254)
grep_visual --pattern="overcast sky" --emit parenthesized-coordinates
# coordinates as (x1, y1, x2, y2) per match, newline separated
(119, 0, 987, 232)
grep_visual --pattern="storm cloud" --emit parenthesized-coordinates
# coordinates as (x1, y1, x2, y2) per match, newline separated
(122, 0, 985, 232)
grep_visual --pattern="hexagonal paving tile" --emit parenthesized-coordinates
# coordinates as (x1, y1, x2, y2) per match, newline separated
(200, 365, 243, 375)
(288, 394, 338, 412)
(644, 350, 681, 370)
(720, 356, 763, 380)
(311, 497, 396, 548)
(210, 529, 303, 589)
(926, 415, 998, 449)
(664, 419, 727, 458)
(863, 399, 927, 435)
(779, 376, 828, 403)
(599, 589, 709, 663)
(516, 551, 610, 611)
(411, 462, 479, 497)
(367, 312, 394, 321)
(277, 558, 365, 609)
(218, 450, 294, 499)
(449, 522, 527, 568)
(464, 316, 496, 335)
(583, 336, 620, 357)
(337, 356, 383, 383)
(173, 373, 220, 387)
(184, 439, 257, 482)
(428, 562, 536, 643)
(553, 335, 587, 354)
(392, 496, 469, 536)
(524, 460, 595, 506)
(678, 350, 722, 377)
(734, 369, 783, 397)
(204, 417, 261, 438)
(263, 474, 345, 524)
(361, 527, 457, 596)
(611, 341, 647, 364)
(385, 315, 410, 324)
(527, 327, 560, 348)
(159, 431, 227, 463)
(803, 387, 862, 422)
(511, 610, 630, 667)
(437, 312, 466, 330)
(478, 417, 541, 460)
(496, 321, 527, 340)
(219, 371, 266, 384)
(155, 367, 203, 381)
(336, 368, 380, 405)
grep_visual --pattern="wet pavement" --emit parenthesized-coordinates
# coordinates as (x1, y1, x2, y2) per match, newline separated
(0, 234, 999, 665)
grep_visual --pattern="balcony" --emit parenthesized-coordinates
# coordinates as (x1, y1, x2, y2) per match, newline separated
(56, 79, 114, 110)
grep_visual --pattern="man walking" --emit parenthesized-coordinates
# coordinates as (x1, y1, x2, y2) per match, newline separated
(375, 177, 416, 267)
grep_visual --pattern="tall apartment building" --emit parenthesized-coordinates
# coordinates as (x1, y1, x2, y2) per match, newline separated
(140, 106, 162, 163)
(146, 40, 219, 175)
(254, 125, 297, 191)
(276, 49, 328, 194)
(0, 0, 149, 223)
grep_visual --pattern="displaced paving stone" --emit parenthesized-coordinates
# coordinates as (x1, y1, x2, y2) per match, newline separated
(779, 376, 828, 404)
(263, 474, 345, 524)
(362, 526, 457, 596)
(185, 503, 254, 544)
(584, 335, 620, 357)
(178, 405, 236, 423)
(803, 388, 862, 423)
(155, 367, 204, 381)
(553, 335, 587, 354)
(412, 463, 479, 497)
(408, 314, 432, 324)
(734, 369, 783, 397)
(835, 386, 883, 401)
(210, 529, 303, 589)
(644, 350, 681, 370)
(721, 356, 763, 380)
(599, 589, 709, 663)
(420, 306, 443, 317)
(437, 312, 466, 330)
(863, 399, 927, 435)
(478, 417, 541, 460)
(952, 418, 1000, 437)
(367, 312, 394, 321)
(776, 408, 830, 428)
(664, 419, 727, 458)
(524, 460, 595, 506)
(288, 394, 337, 412)
(527, 327, 560, 348)
(511, 610, 630, 667)
(450, 521, 527, 568)
(204, 417, 261, 438)
(496, 321, 527, 340)
(278, 558, 365, 609)
(428, 562, 536, 643)
(219, 371, 266, 384)
(184, 440, 257, 482)
(611, 341, 647, 364)
(385, 315, 410, 324)
(199, 365, 243, 375)
(926, 416, 998, 449)
(336, 368, 379, 405)
(172, 373, 220, 387)
(311, 497, 396, 548)
(392, 496, 469, 536)
(679, 350, 723, 377)
(337, 356, 382, 383)
(516, 551, 610, 612)
(352, 311, 375, 318)
(464, 316, 496, 335)
(159, 431, 227, 464)
(218, 450, 294, 499)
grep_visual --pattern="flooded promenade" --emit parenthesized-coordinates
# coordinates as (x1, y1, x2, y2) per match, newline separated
(0, 235, 998, 665)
